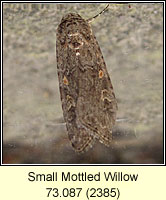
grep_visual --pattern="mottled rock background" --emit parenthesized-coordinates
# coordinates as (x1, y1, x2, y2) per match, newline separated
(3, 3, 163, 164)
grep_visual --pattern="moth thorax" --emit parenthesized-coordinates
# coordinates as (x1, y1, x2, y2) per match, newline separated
(68, 33, 84, 49)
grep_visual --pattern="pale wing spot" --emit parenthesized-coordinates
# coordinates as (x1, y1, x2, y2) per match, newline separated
(66, 95, 76, 110)
(99, 70, 104, 78)
(75, 46, 80, 50)
(68, 33, 79, 37)
(101, 89, 112, 102)
(63, 76, 69, 85)
(76, 52, 80, 56)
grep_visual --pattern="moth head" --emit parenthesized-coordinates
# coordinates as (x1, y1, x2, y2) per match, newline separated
(61, 13, 82, 22)
(58, 13, 92, 47)
(59, 13, 83, 31)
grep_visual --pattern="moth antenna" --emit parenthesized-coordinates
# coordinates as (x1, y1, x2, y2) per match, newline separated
(87, 4, 110, 23)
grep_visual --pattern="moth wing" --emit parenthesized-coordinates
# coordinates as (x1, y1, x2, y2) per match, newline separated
(67, 124, 96, 153)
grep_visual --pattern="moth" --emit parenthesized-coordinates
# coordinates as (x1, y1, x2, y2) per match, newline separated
(56, 5, 118, 153)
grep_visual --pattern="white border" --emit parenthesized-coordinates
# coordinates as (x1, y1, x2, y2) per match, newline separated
(1, 1, 165, 166)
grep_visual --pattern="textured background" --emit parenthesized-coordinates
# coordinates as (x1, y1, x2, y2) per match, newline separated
(3, 3, 163, 164)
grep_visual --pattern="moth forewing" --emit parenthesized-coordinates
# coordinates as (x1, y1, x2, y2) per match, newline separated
(56, 6, 117, 153)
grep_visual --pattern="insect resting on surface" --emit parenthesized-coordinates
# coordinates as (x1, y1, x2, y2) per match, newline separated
(56, 4, 118, 153)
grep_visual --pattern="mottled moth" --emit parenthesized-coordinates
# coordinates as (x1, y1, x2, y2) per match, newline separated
(56, 5, 118, 153)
